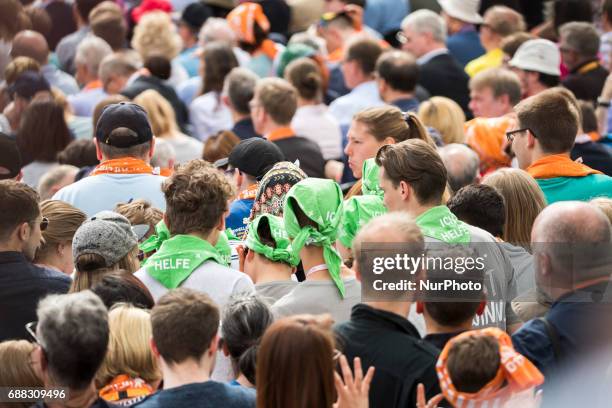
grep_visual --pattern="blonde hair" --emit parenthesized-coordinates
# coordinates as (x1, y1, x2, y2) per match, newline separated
(35, 200, 86, 263)
(418, 96, 466, 145)
(115, 199, 163, 241)
(131, 11, 182, 60)
(590, 197, 612, 225)
(70, 246, 140, 292)
(134, 90, 179, 137)
(4, 56, 40, 84)
(482, 168, 546, 249)
(353, 106, 435, 146)
(96, 305, 160, 387)
(0, 340, 42, 408)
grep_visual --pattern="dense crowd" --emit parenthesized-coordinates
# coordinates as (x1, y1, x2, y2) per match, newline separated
(1, 0, 612, 407)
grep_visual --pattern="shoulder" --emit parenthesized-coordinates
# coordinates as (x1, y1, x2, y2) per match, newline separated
(32, 265, 72, 289)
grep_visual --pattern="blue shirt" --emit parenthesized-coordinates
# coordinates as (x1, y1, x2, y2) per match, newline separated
(133, 381, 255, 408)
(329, 81, 384, 127)
(53, 173, 166, 217)
(177, 76, 201, 106)
(68, 87, 108, 117)
(174, 45, 200, 78)
(364, 0, 410, 35)
(391, 97, 420, 113)
(226, 198, 254, 238)
(41, 64, 79, 95)
(446, 26, 485, 67)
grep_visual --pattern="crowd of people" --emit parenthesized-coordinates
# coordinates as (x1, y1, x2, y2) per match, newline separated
(1, 0, 612, 407)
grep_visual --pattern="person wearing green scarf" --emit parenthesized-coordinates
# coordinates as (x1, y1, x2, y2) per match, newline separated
(375, 140, 521, 332)
(134, 160, 254, 305)
(242, 214, 299, 302)
(272, 178, 362, 324)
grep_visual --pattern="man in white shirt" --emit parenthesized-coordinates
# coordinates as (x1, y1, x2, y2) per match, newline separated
(53, 102, 166, 217)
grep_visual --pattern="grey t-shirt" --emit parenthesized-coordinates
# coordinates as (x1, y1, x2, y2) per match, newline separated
(500, 242, 535, 296)
(272, 278, 362, 324)
(256, 280, 299, 303)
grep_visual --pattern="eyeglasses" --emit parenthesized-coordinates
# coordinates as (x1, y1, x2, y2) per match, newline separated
(506, 128, 535, 142)
(25, 321, 39, 343)
(396, 31, 408, 45)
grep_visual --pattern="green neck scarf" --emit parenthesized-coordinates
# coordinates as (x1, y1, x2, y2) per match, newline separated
(139, 221, 231, 267)
(338, 195, 387, 249)
(416, 206, 471, 244)
(246, 214, 298, 266)
(284, 178, 345, 297)
(361, 159, 383, 196)
(145, 234, 226, 289)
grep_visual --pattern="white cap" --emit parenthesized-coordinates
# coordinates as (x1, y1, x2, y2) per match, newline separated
(509, 39, 561, 76)
(438, 0, 483, 25)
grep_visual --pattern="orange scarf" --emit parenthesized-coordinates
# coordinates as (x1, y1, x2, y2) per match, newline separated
(99, 374, 154, 403)
(84, 79, 103, 91)
(437, 328, 544, 408)
(90, 157, 160, 176)
(527, 154, 602, 179)
(258, 39, 279, 61)
(465, 115, 516, 174)
(266, 127, 295, 142)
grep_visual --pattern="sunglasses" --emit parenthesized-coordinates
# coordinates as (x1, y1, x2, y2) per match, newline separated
(33, 217, 49, 231)
(25, 321, 39, 343)
(505, 128, 536, 142)
(319, 11, 352, 27)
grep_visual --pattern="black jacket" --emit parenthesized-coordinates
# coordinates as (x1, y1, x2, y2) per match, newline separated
(121, 75, 189, 133)
(334, 304, 441, 408)
(562, 60, 609, 103)
(418, 52, 471, 118)
(272, 135, 326, 178)
(0, 252, 71, 341)
(571, 140, 612, 176)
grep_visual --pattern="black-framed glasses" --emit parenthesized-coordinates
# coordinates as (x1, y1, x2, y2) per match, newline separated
(25, 321, 39, 343)
(506, 128, 534, 142)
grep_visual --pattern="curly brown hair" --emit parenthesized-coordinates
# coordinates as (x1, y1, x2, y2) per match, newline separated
(162, 159, 235, 236)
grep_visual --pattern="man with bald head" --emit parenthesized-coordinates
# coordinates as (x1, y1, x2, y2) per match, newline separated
(10, 30, 79, 96)
(334, 212, 442, 407)
(512, 201, 612, 379)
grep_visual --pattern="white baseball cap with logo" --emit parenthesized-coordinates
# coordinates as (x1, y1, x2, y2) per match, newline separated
(438, 0, 483, 25)
(509, 39, 561, 76)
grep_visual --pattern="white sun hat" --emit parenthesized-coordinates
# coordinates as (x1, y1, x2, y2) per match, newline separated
(509, 39, 561, 76)
(438, 0, 483, 25)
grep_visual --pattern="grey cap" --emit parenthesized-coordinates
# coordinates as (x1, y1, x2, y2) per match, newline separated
(72, 211, 138, 267)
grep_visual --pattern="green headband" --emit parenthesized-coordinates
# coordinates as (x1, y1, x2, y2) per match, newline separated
(246, 214, 298, 266)
(361, 158, 383, 196)
(283, 178, 345, 297)
(338, 195, 387, 249)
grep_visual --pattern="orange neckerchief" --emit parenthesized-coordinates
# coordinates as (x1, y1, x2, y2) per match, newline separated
(465, 115, 516, 174)
(327, 48, 344, 64)
(258, 39, 279, 61)
(99, 374, 154, 403)
(90, 157, 160, 176)
(576, 60, 601, 75)
(527, 154, 602, 179)
(587, 131, 601, 142)
(266, 127, 295, 142)
(83, 79, 103, 91)
(437, 328, 544, 408)
(239, 183, 258, 200)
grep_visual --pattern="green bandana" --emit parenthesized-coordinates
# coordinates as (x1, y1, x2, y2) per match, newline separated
(361, 159, 383, 196)
(338, 195, 387, 248)
(284, 178, 345, 297)
(145, 234, 227, 289)
(416, 206, 471, 244)
(139, 221, 231, 267)
(246, 214, 298, 266)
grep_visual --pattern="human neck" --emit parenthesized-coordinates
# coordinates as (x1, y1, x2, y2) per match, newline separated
(231, 111, 250, 124)
(187, 230, 217, 246)
(365, 301, 411, 319)
(184, 37, 197, 49)
(349, 75, 373, 90)
(483, 38, 500, 52)
(424, 313, 473, 335)
(235, 373, 253, 388)
(383, 89, 415, 104)
(297, 96, 318, 107)
(101, 155, 150, 164)
(160, 358, 212, 390)
(530, 148, 570, 165)
(300, 246, 331, 281)
(402, 201, 438, 219)
(254, 258, 294, 284)
(45, 382, 97, 408)
(262, 121, 291, 136)
(422, 43, 446, 56)
(0, 240, 24, 254)
(527, 82, 548, 98)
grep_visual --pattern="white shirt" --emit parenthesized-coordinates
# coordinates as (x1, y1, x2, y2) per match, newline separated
(328, 81, 384, 127)
(292, 104, 343, 160)
(189, 92, 233, 141)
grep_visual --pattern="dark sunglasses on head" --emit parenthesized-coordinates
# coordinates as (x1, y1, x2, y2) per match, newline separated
(40, 217, 49, 231)
(319, 11, 352, 27)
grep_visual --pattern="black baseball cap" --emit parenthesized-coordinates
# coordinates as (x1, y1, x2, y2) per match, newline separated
(0, 133, 22, 180)
(95, 102, 153, 148)
(228, 138, 284, 179)
(180, 3, 212, 31)
(8, 71, 51, 100)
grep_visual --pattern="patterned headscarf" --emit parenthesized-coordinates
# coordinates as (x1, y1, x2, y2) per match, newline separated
(249, 161, 307, 222)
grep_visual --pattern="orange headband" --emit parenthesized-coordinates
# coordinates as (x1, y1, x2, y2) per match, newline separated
(436, 328, 544, 408)
(227, 2, 270, 45)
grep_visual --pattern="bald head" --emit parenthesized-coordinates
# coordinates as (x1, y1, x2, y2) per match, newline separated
(11, 30, 49, 65)
(532, 201, 611, 244)
(438, 144, 480, 193)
